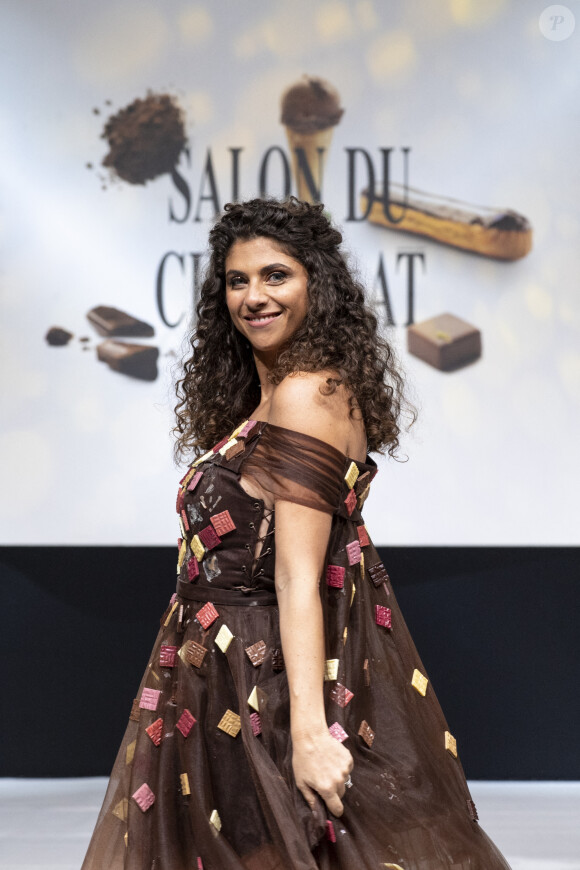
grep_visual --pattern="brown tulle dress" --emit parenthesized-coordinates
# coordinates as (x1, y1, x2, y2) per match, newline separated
(81, 420, 512, 870)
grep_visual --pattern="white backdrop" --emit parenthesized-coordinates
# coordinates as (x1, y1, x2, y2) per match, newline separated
(1, 0, 578, 545)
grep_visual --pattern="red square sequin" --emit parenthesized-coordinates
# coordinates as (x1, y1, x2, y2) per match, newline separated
(159, 645, 178, 668)
(326, 820, 336, 842)
(357, 525, 370, 547)
(176, 489, 185, 514)
(326, 565, 345, 588)
(212, 436, 229, 453)
(346, 540, 361, 565)
(199, 524, 221, 550)
(210, 510, 236, 537)
(196, 601, 219, 629)
(344, 488, 357, 515)
(187, 556, 199, 582)
(180, 509, 190, 532)
(176, 708, 196, 737)
(146, 717, 163, 746)
(375, 605, 392, 628)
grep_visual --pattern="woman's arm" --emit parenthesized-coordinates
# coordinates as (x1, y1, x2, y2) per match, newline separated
(268, 374, 355, 816)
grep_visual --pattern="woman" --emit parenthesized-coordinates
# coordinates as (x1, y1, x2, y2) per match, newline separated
(82, 198, 512, 869)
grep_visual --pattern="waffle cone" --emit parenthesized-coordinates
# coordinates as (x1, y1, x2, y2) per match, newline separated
(284, 126, 335, 203)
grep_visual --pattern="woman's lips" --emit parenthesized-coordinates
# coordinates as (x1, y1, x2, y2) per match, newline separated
(243, 312, 282, 328)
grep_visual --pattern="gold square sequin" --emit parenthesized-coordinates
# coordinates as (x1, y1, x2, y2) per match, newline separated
(190, 535, 205, 562)
(209, 808, 222, 832)
(343, 627, 348, 645)
(125, 740, 136, 765)
(360, 551, 365, 579)
(163, 601, 178, 628)
(411, 668, 428, 696)
(112, 798, 128, 821)
(445, 730, 457, 757)
(215, 624, 234, 653)
(218, 709, 241, 737)
(324, 659, 339, 681)
(344, 461, 360, 489)
(180, 773, 190, 795)
(350, 582, 356, 605)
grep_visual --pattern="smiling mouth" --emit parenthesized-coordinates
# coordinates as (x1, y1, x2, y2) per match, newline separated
(244, 312, 282, 326)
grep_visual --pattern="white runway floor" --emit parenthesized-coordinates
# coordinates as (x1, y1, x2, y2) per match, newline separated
(0, 779, 579, 870)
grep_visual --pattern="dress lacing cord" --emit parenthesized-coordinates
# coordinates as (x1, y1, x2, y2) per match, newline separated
(238, 505, 275, 587)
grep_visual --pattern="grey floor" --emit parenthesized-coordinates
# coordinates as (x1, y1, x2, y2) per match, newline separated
(0, 779, 579, 869)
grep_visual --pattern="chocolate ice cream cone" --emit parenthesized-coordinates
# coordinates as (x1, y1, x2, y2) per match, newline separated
(280, 76, 343, 204)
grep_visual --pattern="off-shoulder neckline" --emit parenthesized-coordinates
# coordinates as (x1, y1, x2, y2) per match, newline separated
(247, 419, 375, 471)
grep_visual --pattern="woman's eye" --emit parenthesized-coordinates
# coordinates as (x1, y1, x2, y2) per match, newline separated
(229, 276, 245, 288)
(268, 271, 286, 283)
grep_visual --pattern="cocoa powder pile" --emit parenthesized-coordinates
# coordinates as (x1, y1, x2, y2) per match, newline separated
(101, 92, 187, 185)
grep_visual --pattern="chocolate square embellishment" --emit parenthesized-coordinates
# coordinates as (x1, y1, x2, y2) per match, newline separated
(375, 605, 392, 628)
(190, 535, 205, 562)
(344, 488, 357, 515)
(218, 438, 238, 456)
(180, 640, 207, 668)
(407, 312, 482, 372)
(176, 708, 196, 737)
(112, 798, 128, 821)
(363, 658, 370, 686)
(324, 659, 339, 681)
(187, 556, 199, 582)
(250, 712, 262, 736)
(145, 717, 163, 746)
(129, 697, 141, 721)
(187, 470, 203, 492)
(199, 525, 221, 551)
(346, 540, 361, 565)
(328, 722, 348, 742)
(326, 564, 345, 588)
(180, 773, 190, 795)
(357, 525, 370, 548)
(209, 808, 222, 832)
(245, 639, 267, 666)
(225, 440, 245, 460)
(247, 686, 260, 712)
(218, 709, 241, 737)
(125, 739, 136, 765)
(329, 682, 354, 707)
(368, 562, 389, 587)
(411, 668, 429, 696)
(445, 730, 458, 757)
(344, 461, 360, 489)
(215, 624, 234, 652)
(210, 510, 236, 536)
(159, 645, 178, 668)
(271, 648, 285, 671)
(195, 601, 219, 629)
(132, 783, 155, 812)
(358, 719, 375, 748)
(467, 798, 479, 821)
(139, 688, 161, 711)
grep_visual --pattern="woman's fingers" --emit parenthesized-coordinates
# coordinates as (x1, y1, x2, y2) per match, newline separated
(323, 791, 344, 817)
(298, 781, 318, 810)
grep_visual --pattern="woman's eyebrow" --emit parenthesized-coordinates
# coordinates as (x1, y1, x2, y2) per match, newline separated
(225, 263, 290, 279)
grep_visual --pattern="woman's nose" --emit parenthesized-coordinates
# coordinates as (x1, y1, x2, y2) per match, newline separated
(244, 278, 268, 307)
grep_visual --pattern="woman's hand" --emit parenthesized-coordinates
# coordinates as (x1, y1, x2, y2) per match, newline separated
(292, 726, 354, 817)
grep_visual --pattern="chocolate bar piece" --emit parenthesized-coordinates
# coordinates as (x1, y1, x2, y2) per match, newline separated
(45, 326, 73, 346)
(97, 339, 159, 380)
(87, 305, 154, 337)
(407, 313, 481, 372)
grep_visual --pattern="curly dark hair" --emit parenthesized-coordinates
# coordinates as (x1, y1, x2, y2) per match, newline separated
(173, 197, 416, 461)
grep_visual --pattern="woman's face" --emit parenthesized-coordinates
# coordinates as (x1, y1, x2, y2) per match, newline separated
(225, 237, 309, 361)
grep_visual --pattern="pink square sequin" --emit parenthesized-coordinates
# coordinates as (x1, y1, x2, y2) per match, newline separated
(250, 712, 262, 736)
(210, 510, 236, 536)
(199, 524, 221, 550)
(176, 708, 196, 737)
(326, 565, 345, 588)
(180, 509, 190, 532)
(187, 470, 203, 492)
(238, 420, 257, 438)
(344, 488, 357, 515)
(159, 645, 178, 668)
(346, 540, 361, 565)
(187, 556, 199, 582)
(326, 820, 336, 842)
(329, 682, 354, 707)
(132, 783, 155, 812)
(375, 605, 392, 628)
(357, 525, 370, 547)
(139, 688, 161, 711)
(328, 722, 348, 743)
(196, 601, 219, 629)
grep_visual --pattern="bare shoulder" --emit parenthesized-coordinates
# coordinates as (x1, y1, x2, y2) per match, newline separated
(268, 371, 365, 458)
